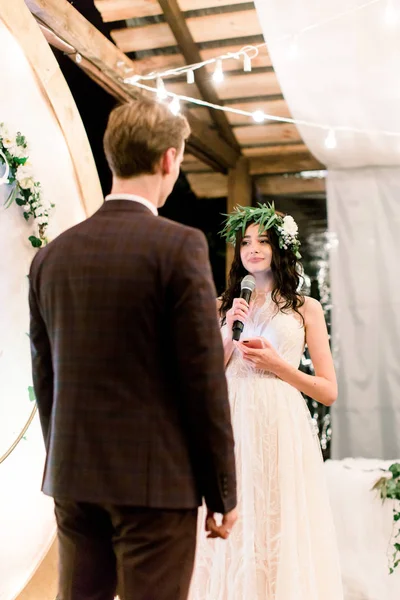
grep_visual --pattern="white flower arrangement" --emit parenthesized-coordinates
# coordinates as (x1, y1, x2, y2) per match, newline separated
(0, 123, 53, 247)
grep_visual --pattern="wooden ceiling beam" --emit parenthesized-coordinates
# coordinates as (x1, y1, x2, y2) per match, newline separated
(95, 0, 249, 23)
(157, 0, 241, 153)
(256, 174, 326, 197)
(186, 172, 326, 199)
(249, 152, 325, 176)
(25, 0, 238, 173)
(111, 9, 262, 53)
(125, 43, 271, 79)
(235, 123, 302, 146)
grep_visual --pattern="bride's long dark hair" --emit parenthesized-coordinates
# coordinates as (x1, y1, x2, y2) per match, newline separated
(219, 219, 305, 321)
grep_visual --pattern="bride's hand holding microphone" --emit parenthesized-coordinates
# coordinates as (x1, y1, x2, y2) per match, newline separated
(226, 297, 250, 332)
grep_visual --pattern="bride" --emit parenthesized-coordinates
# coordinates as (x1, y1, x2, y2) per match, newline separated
(189, 204, 343, 600)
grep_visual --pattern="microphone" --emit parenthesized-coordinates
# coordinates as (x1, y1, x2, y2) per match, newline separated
(232, 275, 256, 341)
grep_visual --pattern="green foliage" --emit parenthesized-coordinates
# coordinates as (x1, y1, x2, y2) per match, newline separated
(220, 202, 301, 259)
(372, 463, 400, 573)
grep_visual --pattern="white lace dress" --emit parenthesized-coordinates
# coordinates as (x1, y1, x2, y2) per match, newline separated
(189, 293, 343, 600)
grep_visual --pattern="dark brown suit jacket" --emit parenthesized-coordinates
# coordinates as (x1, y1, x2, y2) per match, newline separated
(29, 199, 236, 514)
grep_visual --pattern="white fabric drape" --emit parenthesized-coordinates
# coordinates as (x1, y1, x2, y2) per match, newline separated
(254, 0, 400, 459)
(0, 19, 87, 599)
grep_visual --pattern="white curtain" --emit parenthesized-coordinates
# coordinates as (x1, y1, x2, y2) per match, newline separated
(0, 19, 88, 600)
(254, 0, 400, 459)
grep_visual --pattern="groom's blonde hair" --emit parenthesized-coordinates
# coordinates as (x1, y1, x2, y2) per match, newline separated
(103, 96, 190, 178)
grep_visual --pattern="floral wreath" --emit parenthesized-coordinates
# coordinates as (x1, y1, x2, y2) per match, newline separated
(220, 202, 301, 259)
(0, 123, 54, 465)
(0, 123, 53, 247)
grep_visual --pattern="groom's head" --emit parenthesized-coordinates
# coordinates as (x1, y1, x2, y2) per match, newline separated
(103, 97, 190, 206)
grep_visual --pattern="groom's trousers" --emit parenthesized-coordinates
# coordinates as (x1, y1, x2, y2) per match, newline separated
(54, 499, 198, 600)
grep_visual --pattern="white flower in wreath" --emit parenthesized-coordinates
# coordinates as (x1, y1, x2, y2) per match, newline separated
(16, 163, 35, 191)
(2, 136, 27, 159)
(282, 215, 298, 237)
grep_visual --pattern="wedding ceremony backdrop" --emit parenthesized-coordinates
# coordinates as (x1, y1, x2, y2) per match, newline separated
(0, 1, 102, 598)
(1, 0, 400, 598)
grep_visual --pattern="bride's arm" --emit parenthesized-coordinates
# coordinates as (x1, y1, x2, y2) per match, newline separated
(238, 298, 338, 406)
(274, 298, 337, 406)
(216, 298, 235, 367)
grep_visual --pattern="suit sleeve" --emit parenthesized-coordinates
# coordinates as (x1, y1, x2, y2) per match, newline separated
(29, 259, 54, 445)
(169, 228, 237, 514)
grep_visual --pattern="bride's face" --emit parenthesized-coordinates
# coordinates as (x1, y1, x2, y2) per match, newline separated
(240, 223, 273, 275)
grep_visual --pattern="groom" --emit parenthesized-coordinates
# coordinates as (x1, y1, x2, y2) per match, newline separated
(29, 97, 237, 600)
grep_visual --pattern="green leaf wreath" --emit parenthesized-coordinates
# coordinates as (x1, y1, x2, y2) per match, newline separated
(220, 202, 302, 259)
(0, 123, 54, 247)
(372, 463, 400, 573)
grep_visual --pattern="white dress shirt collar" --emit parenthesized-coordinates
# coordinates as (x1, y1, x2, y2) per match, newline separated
(105, 194, 158, 216)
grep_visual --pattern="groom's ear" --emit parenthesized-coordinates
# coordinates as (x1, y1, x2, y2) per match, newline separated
(161, 147, 177, 175)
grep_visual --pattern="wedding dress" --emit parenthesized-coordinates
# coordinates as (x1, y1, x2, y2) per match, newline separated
(189, 293, 343, 600)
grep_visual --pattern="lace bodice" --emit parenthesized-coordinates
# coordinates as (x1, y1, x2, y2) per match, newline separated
(222, 292, 305, 378)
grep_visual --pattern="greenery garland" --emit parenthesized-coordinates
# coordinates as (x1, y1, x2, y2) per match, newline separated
(372, 463, 400, 573)
(0, 122, 53, 247)
(0, 123, 53, 464)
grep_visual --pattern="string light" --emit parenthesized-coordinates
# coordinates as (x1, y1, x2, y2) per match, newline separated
(186, 69, 195, 84)
(169, 95, 181, 115)
(325, 129, 337, 149)
(252, 110, 266, 123)
(212, 59, 224, 84)
(156, 77, 167, 100)
(243, 53, 252, 72)
(123, 0, 384, 87)
(127, 79, 400, 143)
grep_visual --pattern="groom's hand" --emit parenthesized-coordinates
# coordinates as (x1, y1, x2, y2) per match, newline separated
(205, 507, 238, 539)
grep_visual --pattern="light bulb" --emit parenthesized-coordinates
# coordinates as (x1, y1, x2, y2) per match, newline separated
(169, 96, 181, 115)
(324, 129, 337, 149)
(186, 69, 195, 84)
(212, 59, 224, 84)
(243, 54, 252, 72)
(252, 110, 265, 123)
(156, 77, 167, 100)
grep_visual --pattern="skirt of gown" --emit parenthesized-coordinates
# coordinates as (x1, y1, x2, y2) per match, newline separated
(188, 374, 344, 600)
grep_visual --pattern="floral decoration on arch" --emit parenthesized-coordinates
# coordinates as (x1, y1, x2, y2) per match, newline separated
(0, 123, 54, 247)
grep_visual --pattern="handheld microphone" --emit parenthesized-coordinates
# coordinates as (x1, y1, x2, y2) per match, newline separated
(232, 275, 256, 341)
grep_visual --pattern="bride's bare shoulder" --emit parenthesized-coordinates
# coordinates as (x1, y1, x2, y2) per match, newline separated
(300, 296, 324, 321)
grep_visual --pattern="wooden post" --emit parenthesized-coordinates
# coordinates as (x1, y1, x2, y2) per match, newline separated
(226, 157, 252, 284)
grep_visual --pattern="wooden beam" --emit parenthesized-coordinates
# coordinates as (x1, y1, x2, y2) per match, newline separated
(157, 0, 241, 153)
(187, 172, 228, 199)
(25, 0, 237, 173)
(242, 144, 307, 157)
(182, 154, 213, 173)
(187, 114, 239, 171)
(188, 171, 326, 199)
(95, 0, 248, 22)
(235, 123, 302, 146)
(4, 0, 103, 216)
(226, 157, 252, 280)
(249, 152, 325, 175)
(127, 43, 271, 78)
(215, 72, 282, 101)
(112, 9, 263, 53)
(256, 174, 326, 197)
